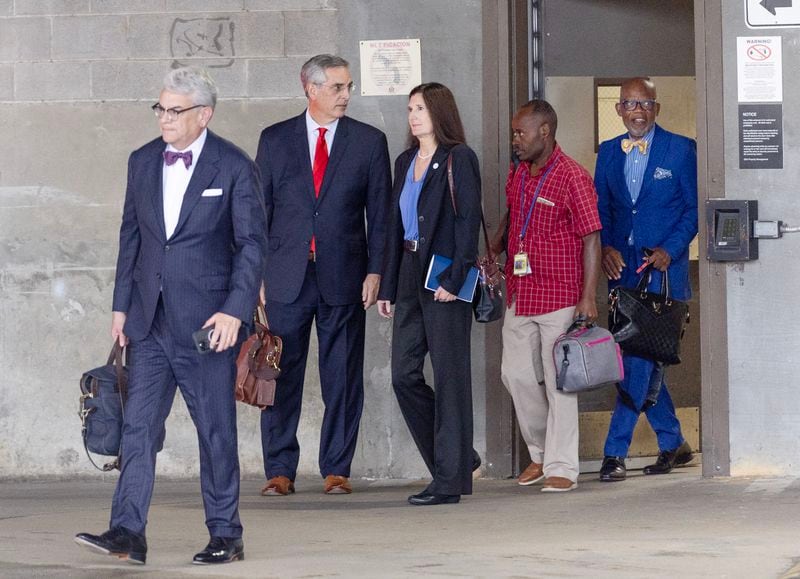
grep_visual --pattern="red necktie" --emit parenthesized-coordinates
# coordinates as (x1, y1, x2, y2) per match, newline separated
(311, 127, 329, 253)
(313, 127, 329, 196)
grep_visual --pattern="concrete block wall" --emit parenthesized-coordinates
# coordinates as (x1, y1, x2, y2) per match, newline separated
(0, 1, 336, 103)
(0, 0, 486, 480)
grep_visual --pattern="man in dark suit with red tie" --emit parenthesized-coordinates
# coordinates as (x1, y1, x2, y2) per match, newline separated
(255, 54, 391, 496)
(75, 67, 267, 565)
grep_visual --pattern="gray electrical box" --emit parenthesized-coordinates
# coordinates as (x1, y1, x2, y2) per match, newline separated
(705, 199, 758, 261)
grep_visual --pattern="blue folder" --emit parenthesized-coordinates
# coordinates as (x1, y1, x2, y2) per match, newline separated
(424, 254, 479, 303)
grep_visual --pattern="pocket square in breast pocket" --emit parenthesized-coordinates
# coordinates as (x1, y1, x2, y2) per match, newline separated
(653, 167, 672, 180)
(201, 188, 223, 197)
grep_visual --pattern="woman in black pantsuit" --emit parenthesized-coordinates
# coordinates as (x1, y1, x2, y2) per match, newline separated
(378, 83, 481, 506)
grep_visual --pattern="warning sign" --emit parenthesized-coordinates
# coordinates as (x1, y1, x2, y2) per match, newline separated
(737, 36, 782, 102)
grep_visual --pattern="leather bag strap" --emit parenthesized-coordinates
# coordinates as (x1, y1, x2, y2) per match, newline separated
(112, 341, 127, 401)
(634, 264, 672, 301)
(446, 153, 495, 262)
(254, 298, 273, 331)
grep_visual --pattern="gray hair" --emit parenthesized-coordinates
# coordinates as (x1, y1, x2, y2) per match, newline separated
(300, 54, 349, 95)
(162, 66, 218, 109)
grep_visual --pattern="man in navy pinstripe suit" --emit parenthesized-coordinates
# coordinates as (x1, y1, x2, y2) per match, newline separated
(75, 67, 267, 566)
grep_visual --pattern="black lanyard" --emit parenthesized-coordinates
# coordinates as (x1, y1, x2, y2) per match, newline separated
(518, 163, 554, 243)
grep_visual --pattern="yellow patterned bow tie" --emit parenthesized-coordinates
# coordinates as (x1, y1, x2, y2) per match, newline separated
(621, 138, 648, 154)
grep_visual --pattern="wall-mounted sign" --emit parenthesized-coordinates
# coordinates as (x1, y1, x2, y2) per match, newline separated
(739, 104, 783, 169)
(746, 0, 800, 28)
(736, 36, 782, 102)
(359, 39, 421, 96)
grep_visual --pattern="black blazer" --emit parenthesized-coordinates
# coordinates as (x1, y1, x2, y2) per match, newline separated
(255, 113, 391, 306)
(112, 130, 268, 343)
(379, 143, 482, 303)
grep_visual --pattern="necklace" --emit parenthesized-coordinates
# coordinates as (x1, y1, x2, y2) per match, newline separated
(417, 150, 434, 160)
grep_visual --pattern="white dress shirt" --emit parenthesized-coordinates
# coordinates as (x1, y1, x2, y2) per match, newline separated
(162, 129, 207, 239)
(305, 110, 338, 166)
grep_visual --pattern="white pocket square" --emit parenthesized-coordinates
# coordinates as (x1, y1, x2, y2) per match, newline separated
(201, 188, 223, 197)
(653, 167, 672, 180)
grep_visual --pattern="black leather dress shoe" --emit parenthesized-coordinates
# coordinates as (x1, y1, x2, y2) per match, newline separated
(408, 492, 461, 506)
(74, 526, 147, 565)
(643, 441, 694, 475)
(472, 449, 482, 472)
(599, 456, 627, 482)
(192, 536, 244, 565)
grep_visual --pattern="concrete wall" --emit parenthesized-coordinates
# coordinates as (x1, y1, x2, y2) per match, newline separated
(0, 0, 485, 479)
(720, 3, 800, 476)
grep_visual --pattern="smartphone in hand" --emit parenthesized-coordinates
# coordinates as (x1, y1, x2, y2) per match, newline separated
(192, 326, 215, 354)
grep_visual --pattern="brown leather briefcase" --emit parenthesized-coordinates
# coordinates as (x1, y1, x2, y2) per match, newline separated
(235, 302, 282, 409)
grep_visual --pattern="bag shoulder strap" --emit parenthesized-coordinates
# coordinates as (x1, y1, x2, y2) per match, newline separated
(446, 152, 495, 261)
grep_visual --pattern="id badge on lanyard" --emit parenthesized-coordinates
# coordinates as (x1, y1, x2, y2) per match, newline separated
(514, 164, 554, 276)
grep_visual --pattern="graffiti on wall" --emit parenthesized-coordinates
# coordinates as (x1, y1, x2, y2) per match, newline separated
(170, 18, 235, 68)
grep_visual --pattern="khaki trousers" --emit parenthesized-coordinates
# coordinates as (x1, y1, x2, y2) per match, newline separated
(501, 303, 579, 482)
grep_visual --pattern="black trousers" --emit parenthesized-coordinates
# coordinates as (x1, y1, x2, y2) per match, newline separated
(391, 250, 474, 495)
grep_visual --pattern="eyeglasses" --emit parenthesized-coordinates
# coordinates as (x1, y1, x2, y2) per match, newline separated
(620, 99, 657, 112)
(151, 103, 205, 122)
(511, 129, 526, 139)
(315, 82, 356, 95)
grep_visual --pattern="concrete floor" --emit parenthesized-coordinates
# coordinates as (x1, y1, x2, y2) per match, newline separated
(1, 466, 799, 578)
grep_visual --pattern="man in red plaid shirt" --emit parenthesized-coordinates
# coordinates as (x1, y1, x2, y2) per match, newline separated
(500, 100, 601, 492)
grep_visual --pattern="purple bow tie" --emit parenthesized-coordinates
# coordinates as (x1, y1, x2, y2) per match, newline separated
(163, 150, 193, 168)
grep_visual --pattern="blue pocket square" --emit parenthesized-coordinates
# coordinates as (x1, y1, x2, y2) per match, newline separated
(653, 167, 672, 180)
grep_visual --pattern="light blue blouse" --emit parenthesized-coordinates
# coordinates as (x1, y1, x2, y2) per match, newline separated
(399, 155, 429, 241)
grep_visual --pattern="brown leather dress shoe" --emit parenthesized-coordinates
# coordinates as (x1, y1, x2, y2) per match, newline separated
(261, 476, 295, 496)
(541, 476, 577, 492)
(518, 462, 545, 486)
(324, 475, 352, 494)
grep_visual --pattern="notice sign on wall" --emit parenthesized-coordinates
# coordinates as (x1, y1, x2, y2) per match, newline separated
(739, 104, 783, 169)
(359, 39, 421, 96)
(737, 36, 782, 102)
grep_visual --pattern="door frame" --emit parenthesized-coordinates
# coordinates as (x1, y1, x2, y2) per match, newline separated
(481, 0, 732, 478)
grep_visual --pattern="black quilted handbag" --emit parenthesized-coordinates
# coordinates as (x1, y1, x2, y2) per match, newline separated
(608, 267, 689, 365)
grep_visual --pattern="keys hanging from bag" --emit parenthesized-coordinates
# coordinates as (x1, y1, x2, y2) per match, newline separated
(78, 342, 164, 471)
(446, 154, 505, 323)
(235, 300, 283, 410)
(608, 264, 690, 365)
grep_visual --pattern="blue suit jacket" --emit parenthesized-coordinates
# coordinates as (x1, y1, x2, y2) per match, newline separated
(255, 113, 391, 306)
(595, 124, 698, 300)
(112, 130, 268, 343)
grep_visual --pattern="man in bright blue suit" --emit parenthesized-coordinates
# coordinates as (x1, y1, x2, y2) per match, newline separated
(75, 67, 267, 565)
(594, 78, 698, 482)
(255, 54, 391, 496)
